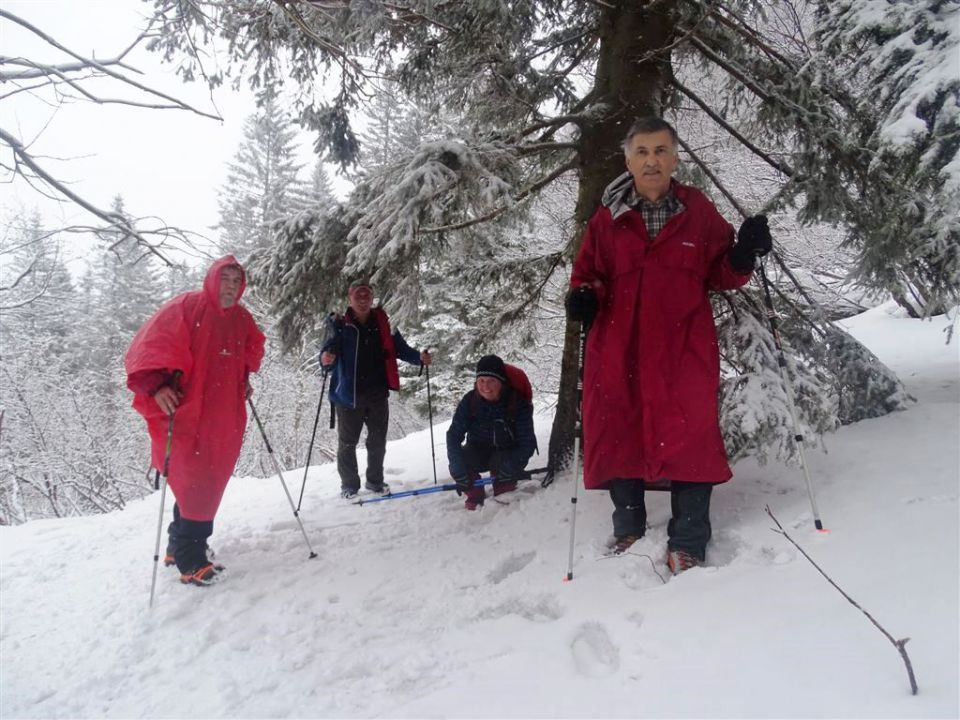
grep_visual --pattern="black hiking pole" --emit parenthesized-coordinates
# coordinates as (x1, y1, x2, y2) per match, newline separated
(679, 146, 824, 531)
(424, 356, 438, 485)
(149, 413, 175, 609)
(565, 319, 590, 582)
(296, 369, 329, 513)
(756, 260, 825, 531)
(248, 399, 319, 559)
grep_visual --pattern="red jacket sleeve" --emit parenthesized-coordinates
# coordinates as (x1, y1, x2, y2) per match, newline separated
(570, 212, 609, 304)
(124, 294, 195, 395)
(706, 212, 752, 292)
(244, 310, 266, 375)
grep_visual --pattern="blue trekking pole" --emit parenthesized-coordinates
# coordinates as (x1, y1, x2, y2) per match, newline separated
(352, 467, 551, 506)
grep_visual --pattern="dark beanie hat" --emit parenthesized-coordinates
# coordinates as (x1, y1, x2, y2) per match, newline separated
(476, 354, 507, 382)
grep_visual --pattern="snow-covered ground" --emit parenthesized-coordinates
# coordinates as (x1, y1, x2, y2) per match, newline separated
(2, 302, 958, 718)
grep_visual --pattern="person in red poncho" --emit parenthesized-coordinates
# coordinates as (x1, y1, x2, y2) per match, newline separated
(125, 256, 265, 586)
(566, 117, 772, 575)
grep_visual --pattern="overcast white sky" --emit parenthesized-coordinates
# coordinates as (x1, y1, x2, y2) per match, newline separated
(0, 0, 341, 265)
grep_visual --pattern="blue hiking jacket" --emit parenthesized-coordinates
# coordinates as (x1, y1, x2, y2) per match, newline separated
(321, 308, 421, 408)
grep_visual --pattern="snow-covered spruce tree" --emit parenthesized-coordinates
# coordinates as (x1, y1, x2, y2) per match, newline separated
(217, 91, 307, 261)
(289, 160, 337, 217)
(149, 0, 921, 472)
(686, 0, 959, 317)
(817, 0, 960, 317)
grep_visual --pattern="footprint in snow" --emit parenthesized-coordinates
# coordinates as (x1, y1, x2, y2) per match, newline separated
(571, 622, 620, 677)
(477, 594, 564, 623)
(487, 550, 537, 584)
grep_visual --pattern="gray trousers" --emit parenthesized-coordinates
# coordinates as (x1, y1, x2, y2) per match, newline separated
(335, 389, 389, 490)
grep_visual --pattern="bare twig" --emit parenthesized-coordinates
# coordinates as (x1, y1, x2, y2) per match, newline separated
(766, 506, 919, 695)
(0, 9, 221, 120)
(0, 126, 183, 266)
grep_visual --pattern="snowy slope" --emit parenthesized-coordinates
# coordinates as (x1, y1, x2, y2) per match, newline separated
(2, 302, 958, 719)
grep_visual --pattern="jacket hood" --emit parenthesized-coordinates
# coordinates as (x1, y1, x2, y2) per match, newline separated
(601, 171, 636, 220)
(203, 255, 247, 311)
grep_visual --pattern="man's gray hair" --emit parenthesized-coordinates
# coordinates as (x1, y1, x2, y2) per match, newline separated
(622, 117, 679, 154)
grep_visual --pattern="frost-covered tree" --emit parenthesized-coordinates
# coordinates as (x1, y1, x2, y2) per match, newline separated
(814, 0, 960, 317)
(0, 211, 154, 524)
(150, 0, 932, 471)
(217, 92, 307, 259)
(0, 210, 76, 352)
(289, 161, 336, 217)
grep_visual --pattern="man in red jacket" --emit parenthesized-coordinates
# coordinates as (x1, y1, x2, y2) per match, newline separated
(126, 256, 266, 586)
(566, 117, 771, 574)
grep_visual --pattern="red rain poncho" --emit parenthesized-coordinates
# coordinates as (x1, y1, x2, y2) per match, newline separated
(125, 256, 265, 520)
(571, 182, 751, 490)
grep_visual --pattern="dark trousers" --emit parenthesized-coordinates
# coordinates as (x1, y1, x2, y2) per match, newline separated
(460, 444, 517, 502)
(609, 479, 713, 560)
(336, 388, 389, 491)
(167, 503, 214, 574)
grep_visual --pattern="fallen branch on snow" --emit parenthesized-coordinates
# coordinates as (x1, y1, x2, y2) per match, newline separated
(765, 505, 918, 695)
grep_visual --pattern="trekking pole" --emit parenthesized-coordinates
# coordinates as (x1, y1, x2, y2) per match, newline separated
(565, 320, 589, 582)
(353, 467, 551, 505)
(679, 144, 823, 530)
(755, 259, 825, 531)
(296, 369, 328, 513)
(148, 413, 175, 609)
(248, 399, 319, 559)
(424, 357, 438, 485)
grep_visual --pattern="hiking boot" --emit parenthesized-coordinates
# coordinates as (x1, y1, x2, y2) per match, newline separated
(364, 481, 390, 495)
(492, 480, 517, 497)
(179, 562, 222, 587)
(341, 487, 359, 499)
(464, 486, 485, 511)
(667, 549, 700, 575)
(611, 534, 643, 555)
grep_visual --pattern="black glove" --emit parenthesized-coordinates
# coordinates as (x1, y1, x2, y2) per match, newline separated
(565, 286, 598, 326)
(729, 215, 773, 272)
(453, 475, 474, 496)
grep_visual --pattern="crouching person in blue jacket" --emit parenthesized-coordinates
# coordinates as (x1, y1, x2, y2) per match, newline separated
(446, 355, 537, 510)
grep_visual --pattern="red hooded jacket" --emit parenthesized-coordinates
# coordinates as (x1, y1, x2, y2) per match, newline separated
(571, 180, 751, 489)
(125, 256, 266, 520)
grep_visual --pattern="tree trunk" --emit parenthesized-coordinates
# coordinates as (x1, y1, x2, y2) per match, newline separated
(547, 1, 676, 472)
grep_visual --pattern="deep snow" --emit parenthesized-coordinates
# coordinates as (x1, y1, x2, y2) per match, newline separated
(2, 302, 958, 719)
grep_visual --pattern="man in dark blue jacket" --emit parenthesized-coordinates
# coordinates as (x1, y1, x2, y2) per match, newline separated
(321, 280, 431, 498)
(446, 355, 537, 510)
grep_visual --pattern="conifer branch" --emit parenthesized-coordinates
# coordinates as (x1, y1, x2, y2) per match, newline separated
(270, 0, 366, 74)
(675, 135, 748, 218)
(766, 506, 919, 696)
(672, 79, 794, 177)
(709, 5, 859, 116)
(420, 158, 576, 233)
(520, 113, 592, 138)
(516, 141, 580, 156)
